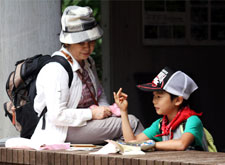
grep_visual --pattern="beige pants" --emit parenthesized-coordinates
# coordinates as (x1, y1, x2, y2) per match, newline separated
(65, 115, 144, 144)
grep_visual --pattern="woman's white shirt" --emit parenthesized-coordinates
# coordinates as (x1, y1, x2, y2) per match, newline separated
(31, 47, 109, 144)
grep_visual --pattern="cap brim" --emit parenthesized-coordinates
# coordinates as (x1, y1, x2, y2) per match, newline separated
(136, 83, 163, 92)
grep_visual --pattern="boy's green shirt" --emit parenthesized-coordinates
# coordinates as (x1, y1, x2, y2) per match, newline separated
(143, 115, 204, 149)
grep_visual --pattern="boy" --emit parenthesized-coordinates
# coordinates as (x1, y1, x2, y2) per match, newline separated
(114, 67, 206, 151)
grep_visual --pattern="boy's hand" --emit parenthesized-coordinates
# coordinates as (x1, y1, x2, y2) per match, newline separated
(113, 88, 128, 112)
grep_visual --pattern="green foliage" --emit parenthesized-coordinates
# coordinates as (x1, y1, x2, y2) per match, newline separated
(62, 0, 103, 80)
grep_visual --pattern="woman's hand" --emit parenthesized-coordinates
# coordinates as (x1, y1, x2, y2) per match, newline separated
(91, 105, 112, 120)
(113, 88, 128, 112)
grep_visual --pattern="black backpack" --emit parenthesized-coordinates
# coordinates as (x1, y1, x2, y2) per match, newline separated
(3, 54, 73, 139)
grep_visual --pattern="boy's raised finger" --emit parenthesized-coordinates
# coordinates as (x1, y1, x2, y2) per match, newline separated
(117, 88, 122, 96)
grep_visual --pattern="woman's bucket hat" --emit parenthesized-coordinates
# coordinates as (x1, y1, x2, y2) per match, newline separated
(60, 6, 103, 44)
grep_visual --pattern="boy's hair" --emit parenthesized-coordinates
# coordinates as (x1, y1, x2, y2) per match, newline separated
(169, 93, 189, 110)
(156, 90, 189, 109)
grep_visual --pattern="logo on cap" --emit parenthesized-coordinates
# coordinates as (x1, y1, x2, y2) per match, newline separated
(136, 67, 174, 91)
(152, 69, 168, 88)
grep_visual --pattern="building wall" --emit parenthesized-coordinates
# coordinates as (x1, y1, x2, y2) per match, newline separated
(0, 0, 61, 138)
(108, 1, 225, 152)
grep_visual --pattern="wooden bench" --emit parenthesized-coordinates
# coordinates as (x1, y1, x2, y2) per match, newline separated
(1, 147, 225, 165)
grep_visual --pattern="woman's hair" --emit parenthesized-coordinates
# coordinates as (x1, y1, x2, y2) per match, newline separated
(62, 43, 69, 48)
(170, 93, 189, 110)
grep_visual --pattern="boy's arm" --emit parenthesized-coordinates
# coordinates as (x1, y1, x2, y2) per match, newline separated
(120, 110, 136, 141)
(121, 110, 149, 142)
(155, 132, 195, 151)
(114, 88, 149, 142)
(114, 88, 134, 141)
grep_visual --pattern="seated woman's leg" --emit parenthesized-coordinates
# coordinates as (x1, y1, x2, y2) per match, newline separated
(65, 115, 144, 144)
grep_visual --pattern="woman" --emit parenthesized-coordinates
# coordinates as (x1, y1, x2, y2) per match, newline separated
(31, 5, 144, 144)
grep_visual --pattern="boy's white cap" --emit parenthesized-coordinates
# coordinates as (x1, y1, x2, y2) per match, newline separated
(137, 67, 198, 100)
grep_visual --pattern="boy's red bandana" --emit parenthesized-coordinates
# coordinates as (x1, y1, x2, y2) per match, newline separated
(155, 106, 202, 139)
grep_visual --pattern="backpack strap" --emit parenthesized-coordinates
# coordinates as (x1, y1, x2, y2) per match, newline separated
(40, 55, 73, 130)
(51, 55, 73, 88)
